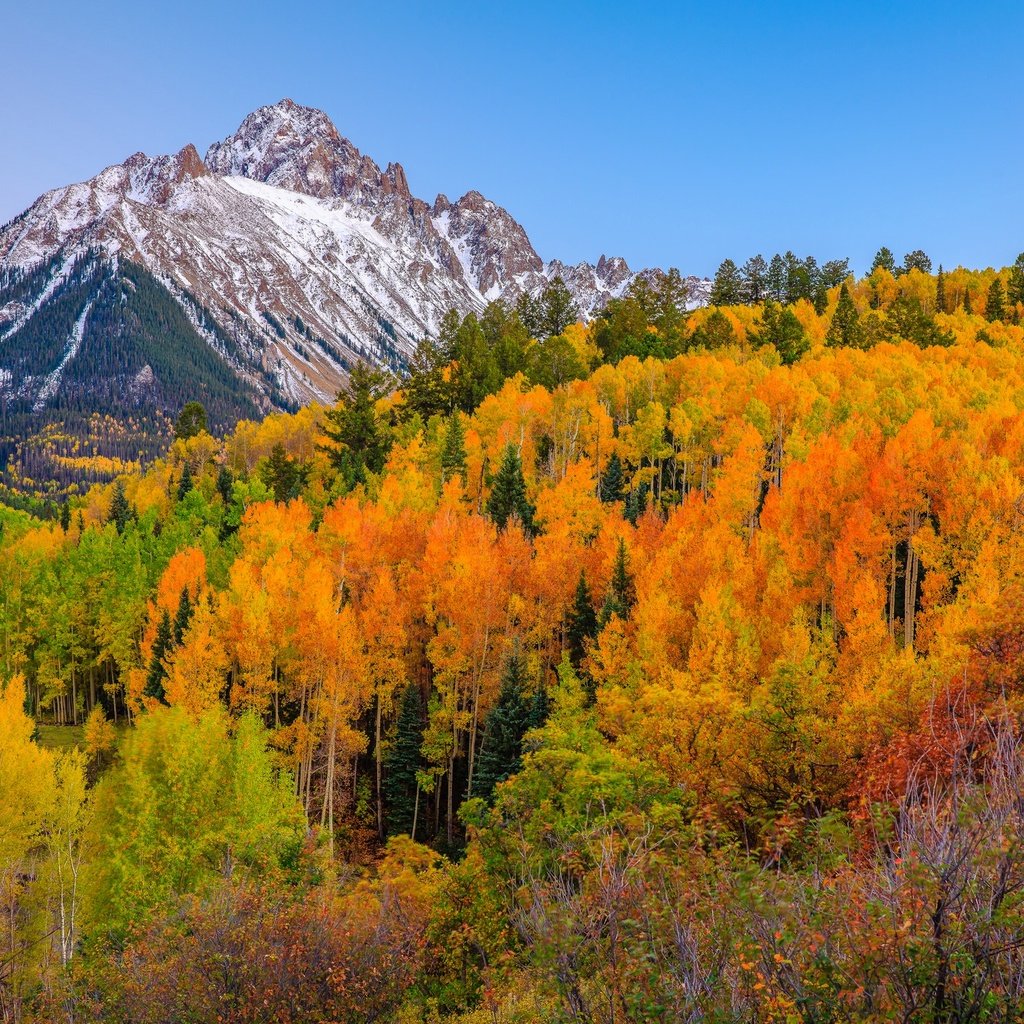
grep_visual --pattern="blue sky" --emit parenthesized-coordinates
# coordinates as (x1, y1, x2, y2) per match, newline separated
(3, 0, 1021, 276)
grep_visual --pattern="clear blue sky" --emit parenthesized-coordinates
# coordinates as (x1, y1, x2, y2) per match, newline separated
(3, 0, 1021, 277)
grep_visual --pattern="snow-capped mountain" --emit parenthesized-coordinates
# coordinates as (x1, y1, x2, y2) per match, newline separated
(0, 99, 709, 414)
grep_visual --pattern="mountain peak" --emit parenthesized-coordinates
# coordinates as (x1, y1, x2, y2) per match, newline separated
(204, 100, 370, 200)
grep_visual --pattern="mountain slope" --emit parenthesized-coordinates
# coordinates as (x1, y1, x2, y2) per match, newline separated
(0, 99, 709, 416)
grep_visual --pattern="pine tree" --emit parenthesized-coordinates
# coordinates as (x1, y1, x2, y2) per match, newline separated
(709, 259, 742, 305)
(766, 253, 787, 301)
(903, 250, 932, 274)
(176, 460, 194, 501)
(216, 465, 234, 506)
(487, 444, 535, 535)
(172, 587, 193, 645)
(600, 539, 635, 626)
(985, 278, 1006, 322)
(540, 276, 580, 336)
(175, 401, 208, 440)
(600, 452, 625, 503)
(963, 287, 973, 315)
(439, 412, 467, 483)
(59, 500, 71, 533)
(870, 247, 897, 276)
(1009, 253, 1024, 307)
(109, 479, 130, 535)
(472, 652, 531, 802)
(525, 681, 550, 733)
(145, 609, 173, 704)
(754, 300, 809, 364)
(740, 255, 767, 304)
(383, 683, 424, 837)
(566, 570, 598, 670)
(936, 265, 947, 313)
(318, 360, 393, 481)
(261, 443, 304, 502)
(826, 284, 863, 349)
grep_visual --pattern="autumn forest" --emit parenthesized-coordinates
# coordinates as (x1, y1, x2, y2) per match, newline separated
(5, 253, 1024, 1022)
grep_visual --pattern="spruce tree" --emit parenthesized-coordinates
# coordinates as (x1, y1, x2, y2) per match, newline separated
(826, 284, 863, 349)
(216, 465, 234, 506)
(870, 247, 897, 276)
(599, 538, 635, 626)
(318, 360, 393, 481)
(985, 278, 1006, 322)
(1009, 253, 1024, 307)
(936, 265, 947, 313)
(566, 570, 598, 669)
(176, 460, 194, 501)
(109, 480, 130, 535)
(963, 287, 973, 315)
(172, 587, 193, 645)
(383, 682, 424, 837)
(472, 652, 531, 802)
(540, 276, 580, 336)
(709, 259, 743, 305)
(526, 681, 550, 732)
(903, 250, 932, 274)
(261, 443, 304, 502)
(600, 452, 625, 503)
(175, 401, 208, 440)
(59, 500, 71, 533)
(754, 300, 809, 364)
(440, 412, 467, 483)
(145, 610, 173, 704)
(487, 444, 535, 535)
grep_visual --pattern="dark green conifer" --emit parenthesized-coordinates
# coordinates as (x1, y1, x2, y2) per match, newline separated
(216, 465, 234, 505)
(440, 411, 467, 483)
(487, 444, 535, 535)
(985, 278, 1006, 322)
(145, 609, 173, 704)
(599, 538, 635, 626)
(825, 284, 863, 349)
(59, 501, 71, 533)
(936, 265, 947, 313)
(383, 683, 424, 837)
(566, 570, 598, 670)
(963, 287, 973, 315)
(176, 460, 194, 501)
(318, 360, 393, 481)
(109, 480, 130, 535)
(600, 452, 625, 503)
(472, 652, 531, 802)
(1009, 253, 1024, 307)
(172, 587, 193, 645)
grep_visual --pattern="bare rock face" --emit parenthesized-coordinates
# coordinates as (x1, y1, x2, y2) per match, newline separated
(0, 99, 709, 410)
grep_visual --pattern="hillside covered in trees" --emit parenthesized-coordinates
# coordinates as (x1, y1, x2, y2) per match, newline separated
(4, 254, 1024, 1021)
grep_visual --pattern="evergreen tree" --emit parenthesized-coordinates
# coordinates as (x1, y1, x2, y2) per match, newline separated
(566, 570, 598, 670)
(145, 609, 173, 704)
(600, 538, 635, 626)
(709, 259, 743, 305)
(175, 401, 208, 440)
(1008, 253, 1024, 307)
(936, 265, 947, 313)
(319, 360, 393, 481)
(59, 500, 71, 533)
(172, 587, 193, 645)
(440, 412, 467, 483)
(261, 443, 304, 502)
(754, 300, 809, 364)
(903, 250, 933, 274)
(383, 682, 424, 837)
(540, 277, 579, 337)
(403, 336, 453, 421)
(176, 460, 194, 501)
(985, 278, 1006, 322)
(600, 452, 625, 503)
(688, 309, 737, 350)
(740, 255, 767, 304)
(525, 681, 550, 733)
(623, 483, 649, 526)
(825, 284, 864, 349)
(109, 479, 130, 535)
(870, 247, 897, 276)
(472, 652, 531, 802)
(766, 253, 787, 301)
(652, 267, 689, 337)
(487, 445, 535, 535)
(963, 287, 973, 315)
(514, 291, 545, 338)
(216, 465, 234, 506)
(885, 296, 955, 348)
(820, 259, 851, 290)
